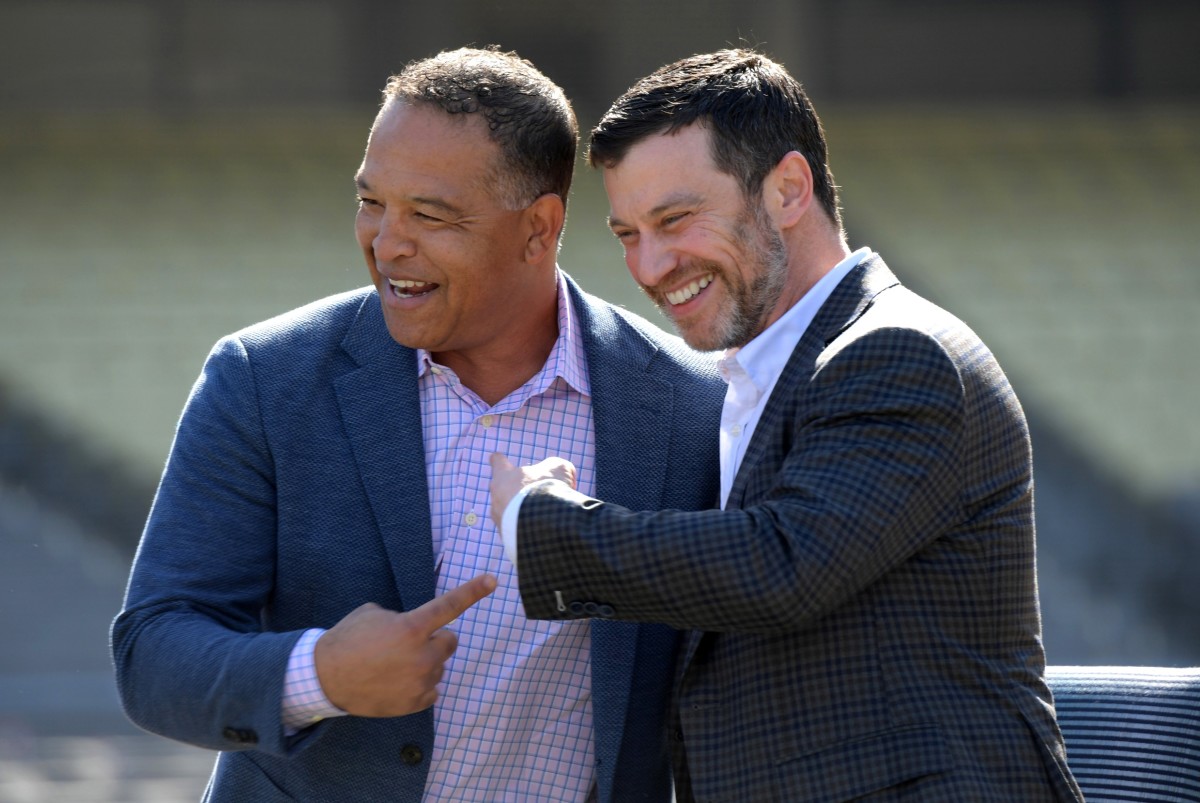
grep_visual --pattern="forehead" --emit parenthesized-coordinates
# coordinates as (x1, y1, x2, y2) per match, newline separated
(360, 102, 499, 195)
(602, 125, 736, 218)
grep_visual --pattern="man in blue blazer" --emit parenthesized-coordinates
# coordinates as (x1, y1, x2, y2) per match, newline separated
(111, 48, 722, 802)
(492, 50, 1084, 801)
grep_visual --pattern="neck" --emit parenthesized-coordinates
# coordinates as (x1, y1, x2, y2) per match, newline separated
(770, 226, 851, 324)
(435, 287, 561, 407)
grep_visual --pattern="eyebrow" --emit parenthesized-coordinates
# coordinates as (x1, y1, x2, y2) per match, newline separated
(608, 190, 704, 230)
(355, 173, 465, 217)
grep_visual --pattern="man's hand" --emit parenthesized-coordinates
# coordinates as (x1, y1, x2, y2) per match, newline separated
(488, 453, 577, 528)
(313, 574, 497, 717)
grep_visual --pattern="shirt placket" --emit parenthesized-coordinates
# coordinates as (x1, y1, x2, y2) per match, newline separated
(719, 358, 760, 507)
(434, 380, 512, 594)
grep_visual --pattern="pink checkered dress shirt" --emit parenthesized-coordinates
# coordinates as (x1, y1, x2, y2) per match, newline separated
(282, 272, 597, 801)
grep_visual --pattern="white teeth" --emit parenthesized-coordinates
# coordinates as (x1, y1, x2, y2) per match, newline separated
(666, 275, 712, 306)
(388, 278, 433, 298)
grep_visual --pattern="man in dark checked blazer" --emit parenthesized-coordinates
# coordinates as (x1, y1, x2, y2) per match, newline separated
(491, 50, 1084, 802)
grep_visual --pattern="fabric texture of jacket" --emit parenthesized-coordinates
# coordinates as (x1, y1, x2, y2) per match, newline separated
(516, 256, 1084, 803)
(111, 274, 725, 802)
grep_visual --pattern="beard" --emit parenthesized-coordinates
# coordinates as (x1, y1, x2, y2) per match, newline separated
(644, 199, 790, 352)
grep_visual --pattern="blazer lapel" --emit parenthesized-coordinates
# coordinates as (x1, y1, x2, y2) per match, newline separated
(569, 278, 674, 789)
(813, 254, 900, 347)
(681, 258, 901, 672)
(724, 255, 900, 511)
(572, 278, 674, 513)
(333, 293, 437, 613)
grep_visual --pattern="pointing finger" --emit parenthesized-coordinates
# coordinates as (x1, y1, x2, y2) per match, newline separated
(408, 573, 497, 634)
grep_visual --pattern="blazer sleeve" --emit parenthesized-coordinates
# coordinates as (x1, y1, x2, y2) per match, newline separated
(517, 325, 983, 633)
(111, 335, 312, 756)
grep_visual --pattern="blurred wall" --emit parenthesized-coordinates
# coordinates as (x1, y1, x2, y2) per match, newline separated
(2, 0, 1199, 121)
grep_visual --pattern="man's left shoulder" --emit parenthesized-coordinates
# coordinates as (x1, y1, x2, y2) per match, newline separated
(570, 280, 720, 378)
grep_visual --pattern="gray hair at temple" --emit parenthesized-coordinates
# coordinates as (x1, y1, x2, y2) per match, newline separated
(383, 46, 578, 213)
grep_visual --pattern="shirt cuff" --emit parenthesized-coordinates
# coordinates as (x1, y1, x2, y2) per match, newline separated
(500, 478, 564, 569)
(281, 628, 347, 734)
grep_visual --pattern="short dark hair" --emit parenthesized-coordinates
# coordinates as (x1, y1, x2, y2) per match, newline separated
(384, 46, 578, 210)
(588, 49, 841, 228)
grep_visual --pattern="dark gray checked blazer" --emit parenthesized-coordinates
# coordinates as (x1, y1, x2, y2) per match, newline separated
(517, 255, 1085, 802)
(111, 274, 724, 802)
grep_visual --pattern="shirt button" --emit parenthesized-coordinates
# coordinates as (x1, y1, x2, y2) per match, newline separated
(480, 414, 494, 428)
(430, 366, 442, 375)
(464, 511, 478, 526)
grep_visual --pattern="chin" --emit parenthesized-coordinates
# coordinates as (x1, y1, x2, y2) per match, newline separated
(678, 327, 722, 352)
(382, 318, 418, 349)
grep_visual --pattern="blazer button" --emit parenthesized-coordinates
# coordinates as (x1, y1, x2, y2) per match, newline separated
(568, 601, 585, 617)
(583, 601, 600, 616)
(399, 744, 424, 765)
(596, 604, 615, 618)
(222, 726, 258, 745)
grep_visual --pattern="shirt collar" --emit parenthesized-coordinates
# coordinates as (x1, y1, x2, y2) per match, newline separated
(416, 269, 590, 398)
(719, 247, 872, 393)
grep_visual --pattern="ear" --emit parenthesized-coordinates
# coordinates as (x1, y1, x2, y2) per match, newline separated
(523, 193, 566, 263)
(763, 151, 813, 230)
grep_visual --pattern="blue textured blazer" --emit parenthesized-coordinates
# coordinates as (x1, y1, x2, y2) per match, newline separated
(516, 257, 1085, 802)
(111, 275, 724, 802)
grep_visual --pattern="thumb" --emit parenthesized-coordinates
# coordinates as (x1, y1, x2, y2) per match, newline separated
(489, 452, 514, 472)
(547, 457, 577, 489)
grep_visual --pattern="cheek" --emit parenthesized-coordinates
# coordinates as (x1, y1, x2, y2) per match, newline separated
(354, 215, 375, 248)
(622, 245, 639, 275)
(355, 203, 390, 243)
(619, 238, 656, 281)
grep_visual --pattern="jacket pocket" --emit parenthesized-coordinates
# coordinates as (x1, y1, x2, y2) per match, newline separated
(774, 723, 952, 801)
(206, 752, 299, 802)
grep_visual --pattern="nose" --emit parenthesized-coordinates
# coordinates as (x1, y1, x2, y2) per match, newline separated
(627, 232, 678, 291)
(368, 210, 417, 262)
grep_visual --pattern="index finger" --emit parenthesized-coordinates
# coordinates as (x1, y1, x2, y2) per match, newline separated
(408, 573, 497, 634)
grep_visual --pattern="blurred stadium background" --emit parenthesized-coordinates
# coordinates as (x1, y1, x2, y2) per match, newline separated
(1, 1, 1197, 799)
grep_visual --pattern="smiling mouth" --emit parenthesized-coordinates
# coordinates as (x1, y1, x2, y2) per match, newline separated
(665, 274, 713, 306)
(388, 278, 438, 299)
